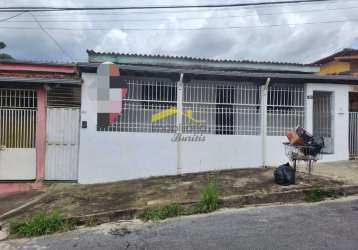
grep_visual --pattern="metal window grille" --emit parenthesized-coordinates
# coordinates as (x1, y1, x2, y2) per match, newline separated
(103, 77, 177, 133)
(267, 85, 305, 136)
(313, 91, 333, 153)
(0, 88, 37, 109)
(183, 80, 261, 135)
(102, 78, 307, 137)
(47, 86, 81, 108)
(0, 88, 37, 148)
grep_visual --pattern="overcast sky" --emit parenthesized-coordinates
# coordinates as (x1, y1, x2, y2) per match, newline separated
(0, 0, 357, 63)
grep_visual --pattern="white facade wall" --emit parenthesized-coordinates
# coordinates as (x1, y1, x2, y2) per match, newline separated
(181, 135, 262, 174)
(78, 72, 350, 184)
(78, 73, 263, 184)
(305, 83, 350, 162)
(265, 136, 289, 166)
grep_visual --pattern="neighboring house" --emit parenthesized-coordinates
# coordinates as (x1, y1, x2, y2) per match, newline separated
(314, 48, 358, 158)
(313, 48, 358, 112)
(314, 48, 358, 76)
(77, 50, 358, 184)
(0, 60, 81, 195)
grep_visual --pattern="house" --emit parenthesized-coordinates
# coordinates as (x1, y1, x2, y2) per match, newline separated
(313, 48, 358, 112)
(314, 48, 358, 158)
(314, 48, 358, 76)
(2, 51, 358, 189)
(0, 60, 81, 195)
(76, 50, 358, 184)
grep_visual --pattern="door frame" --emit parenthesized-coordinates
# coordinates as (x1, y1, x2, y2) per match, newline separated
(312, 90, 334, 154)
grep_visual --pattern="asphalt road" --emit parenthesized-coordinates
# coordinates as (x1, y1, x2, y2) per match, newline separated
(2, 197, 358, 250)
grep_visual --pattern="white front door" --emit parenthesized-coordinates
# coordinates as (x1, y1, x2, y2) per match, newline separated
(45, 108, 80, 180)
(0, 88, 37, 180)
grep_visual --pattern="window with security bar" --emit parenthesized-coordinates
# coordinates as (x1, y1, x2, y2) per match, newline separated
(0, 88, 37, 148)
(101, 77, 177, 133)
(47, 85, 81, 108)
(267, 84, 305, 136)
(183, 80, 261, 135)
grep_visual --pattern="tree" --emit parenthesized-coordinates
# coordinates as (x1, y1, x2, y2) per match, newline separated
(0, 41, 13, 59)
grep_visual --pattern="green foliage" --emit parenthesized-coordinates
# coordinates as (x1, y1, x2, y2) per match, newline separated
(0, 41, 13, 59)
(305, 186, 323, 202)
(141, 180, 220, 221)
(196, 181, 219, 213)
(10, 211, 77, 237)
(142, 203, 184, 221)
(0, 53, 13, 59)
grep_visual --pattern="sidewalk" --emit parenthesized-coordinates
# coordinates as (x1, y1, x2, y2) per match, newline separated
(301, 160, 358, 184)
(0, 167, 345, 224)
(0, 191, 44, 216)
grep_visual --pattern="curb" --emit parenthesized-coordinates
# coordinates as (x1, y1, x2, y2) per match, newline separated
(2, 184, 358, 241)
(2, 184, 358, 228)
(68, 184, 358, 225)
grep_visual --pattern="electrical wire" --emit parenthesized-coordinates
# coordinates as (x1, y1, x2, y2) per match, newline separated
(1, 17, 357, 31)
(0, 0, 336, 12)
(29, 12, 73, 61)
(5, 5, 358, 23)
(32, 1, 346, 17)
(0, 11, 25, 22)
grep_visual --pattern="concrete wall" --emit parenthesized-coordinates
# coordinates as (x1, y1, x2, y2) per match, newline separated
(0, 149, 36, 180)
(78, 73, 350, 184)
(266, 136, 289, 166)
(78, 73, 175, 183)
(78, 73, 264, 184)
(180, 135, 262, 174)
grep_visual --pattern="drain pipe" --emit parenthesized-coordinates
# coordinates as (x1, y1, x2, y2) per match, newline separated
(261, 77, 271, 168)
(176, 73, 184, 175)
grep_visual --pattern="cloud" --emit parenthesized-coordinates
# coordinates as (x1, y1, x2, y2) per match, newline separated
(95, 29, 128, 52)
(0, 0, 357, 63)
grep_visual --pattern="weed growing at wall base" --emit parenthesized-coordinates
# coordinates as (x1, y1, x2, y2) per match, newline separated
(141, 203, 185, 221)
(304, 186, 323, 202)
(142, 181, 220, 221)
(196, 181, 220, 213)
(10, 211, 77, 237)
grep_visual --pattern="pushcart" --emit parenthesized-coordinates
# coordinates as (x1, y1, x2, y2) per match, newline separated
(283, 142, 323, 178)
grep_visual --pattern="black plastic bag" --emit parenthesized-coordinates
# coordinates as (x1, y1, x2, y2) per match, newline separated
(296, 127, 324, 156)
(307, 136, 325, 156)
(296, 126, 313, 145)
(274, 162, 295, 185)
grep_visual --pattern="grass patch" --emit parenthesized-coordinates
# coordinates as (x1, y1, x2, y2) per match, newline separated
(142, 203, 185, 221)
(10, 211, 77, 237)
(142, 181, 220, 221)
(305, 186, 324, 202)
(85, 217, 100, 227)
(196, 181, 219, 213)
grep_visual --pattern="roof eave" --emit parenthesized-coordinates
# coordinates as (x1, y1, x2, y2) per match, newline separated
(88, 53, 319, 74)
(0, 76, 82, 85)
(79, 63, 358, 85)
